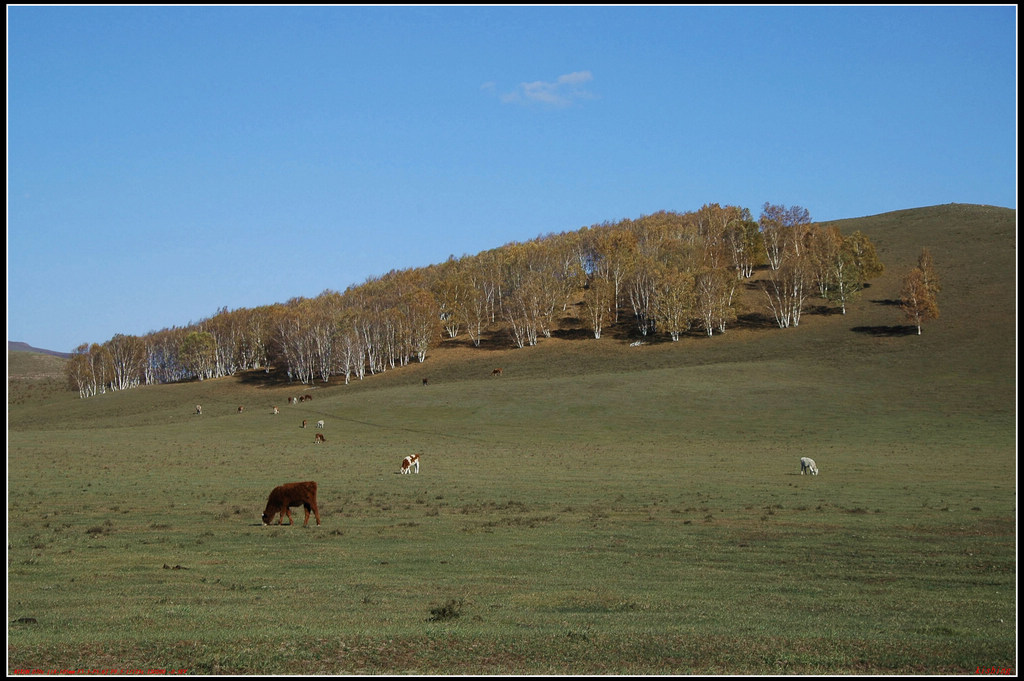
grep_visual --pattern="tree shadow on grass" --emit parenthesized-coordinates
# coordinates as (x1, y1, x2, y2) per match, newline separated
(237, 367, 309, 388)
(851, 325, 918, 337)
(736, 311, 778, 330)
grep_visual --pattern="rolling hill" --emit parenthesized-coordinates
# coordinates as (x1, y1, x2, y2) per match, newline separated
(8, 341, 71, 358)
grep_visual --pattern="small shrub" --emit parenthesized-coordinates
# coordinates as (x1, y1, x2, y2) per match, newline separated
(427, 598, 463, 622)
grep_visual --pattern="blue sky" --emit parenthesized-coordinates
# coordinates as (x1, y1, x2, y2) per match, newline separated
(7, 6, 1017, 353)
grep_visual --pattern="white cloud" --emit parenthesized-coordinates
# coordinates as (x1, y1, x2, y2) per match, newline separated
(494, 70, 595, 107)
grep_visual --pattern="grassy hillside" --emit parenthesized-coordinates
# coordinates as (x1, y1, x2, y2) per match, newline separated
(7, 350, 68, 406)
(7, 204, 1016, 674)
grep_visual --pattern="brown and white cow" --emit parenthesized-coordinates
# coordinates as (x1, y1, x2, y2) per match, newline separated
(302, 419, 308, 429)
(400, 453, 421, 474)
(314, 433, 326, 444)
(195, 404, 202, 415)
(491, 368, 503, 376)
(272, 406, 280, 415)
(262, 481, 321, 526)
(237, 405, 245, 413)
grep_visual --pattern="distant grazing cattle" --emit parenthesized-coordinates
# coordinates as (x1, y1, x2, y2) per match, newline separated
(195, 405, 202, 415)
(400, 453, 421, 474)
(237, 406, 244, 413)
(491, 368, 503, 376)
(316, 420, 325, 429)
(272, 406, 280, 415)
(314, 433, 326, 444)
(422, 378, 429, 386)
(800, 457, 819, 476)
(304, 394, 313, 402)
(302, 419, 308, 429)
(289, 396, 297, 405)
(262, 481, 320, 527)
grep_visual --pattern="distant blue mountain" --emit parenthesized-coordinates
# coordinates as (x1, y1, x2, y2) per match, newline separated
(8, 341, 72, 359)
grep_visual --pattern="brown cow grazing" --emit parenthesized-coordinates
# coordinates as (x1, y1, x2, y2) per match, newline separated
(302, 419, 308, 429)
(272, 406, 280, 415)
(422, 378, 429, 386)
(492, 368, 503, 376)
(262, 481, 321, 526)
(304, 394, 313, 401)
(314, 433, 326, 444)
(238, 405, 245, 413)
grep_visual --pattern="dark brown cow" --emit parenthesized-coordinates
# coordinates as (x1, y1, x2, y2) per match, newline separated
(262, 481, 321, 526)
(491, 368, 503, 376)
(314, 433, 326, 444)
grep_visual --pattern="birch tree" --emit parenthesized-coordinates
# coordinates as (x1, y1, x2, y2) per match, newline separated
(625, 252, 659, 338)
(724, 214, 763, 278)
(582, 277, 614, 339)
(66, 344, 101, 398)
(431, 257, 469, 339)
(760, 203, 812, 269)
(900, 264, 939, 334)
(461, 255, 491, 347)
(916, 247, 940, 296)
(693, 267, 737, 336)
(105, 333, 146, 391)
(592, 229, 636, 323)
(761, 255, 813, 328)
(179, 331, 218, 380)
(655, 269, 695, 341)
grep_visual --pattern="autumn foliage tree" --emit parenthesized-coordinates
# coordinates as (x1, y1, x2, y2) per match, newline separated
(66, 343, 107, 398)
(760, 203, 811, 270)
(808, 227, 884, 314)
(105, 333, 147, 391)
(900, 250, 940, 334)
(178, 331, 218, 380)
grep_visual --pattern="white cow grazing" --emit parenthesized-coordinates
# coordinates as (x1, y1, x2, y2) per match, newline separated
(401, 453, 420, 474)
(800, 457, 819, 476)
(316, 420, 325, 429)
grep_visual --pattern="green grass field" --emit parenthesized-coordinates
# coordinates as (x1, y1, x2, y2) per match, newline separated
(7, 204, 1016, 674)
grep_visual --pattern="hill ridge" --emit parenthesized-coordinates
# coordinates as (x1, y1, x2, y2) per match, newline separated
(8, 341, 71, 358)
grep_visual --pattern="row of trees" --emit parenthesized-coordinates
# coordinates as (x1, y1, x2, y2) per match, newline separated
(65, 202, 896, 398)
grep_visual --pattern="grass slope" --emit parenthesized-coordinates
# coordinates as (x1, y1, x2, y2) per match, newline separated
(7, 204, 1016, 674)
